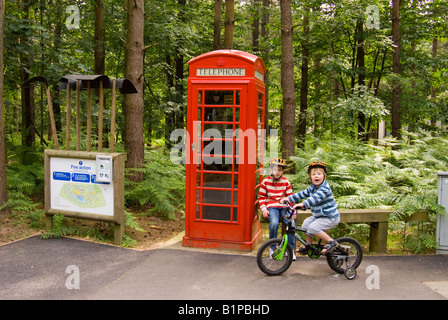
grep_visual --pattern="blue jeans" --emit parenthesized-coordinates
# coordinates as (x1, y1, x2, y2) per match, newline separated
(268, 207, 296, 251)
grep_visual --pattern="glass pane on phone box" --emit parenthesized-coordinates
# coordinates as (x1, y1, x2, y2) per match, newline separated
(202, 140, 234, 156)
(202, 189, 234, 205)
(201, 160, 239, 172)
(203, 160, 234, 172)
(204, 107, 234, 122)
(204, 90, 234, 105)
(204, 123, 234, 137)
(203, 173, 238, 188)
(198, 91, 203, 105)
(232, 207, 238, 221)
(202, 206, 231, 221)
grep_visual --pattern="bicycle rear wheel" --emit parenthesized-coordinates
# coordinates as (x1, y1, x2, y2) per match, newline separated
(256, 238, 293, 276)
(326, 237, 363, 274)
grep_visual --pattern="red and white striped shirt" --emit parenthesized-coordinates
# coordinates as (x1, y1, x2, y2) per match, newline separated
(258, 175, 293, 211)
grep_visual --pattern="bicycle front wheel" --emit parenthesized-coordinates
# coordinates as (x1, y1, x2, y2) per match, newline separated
(256, 238, 293, 276)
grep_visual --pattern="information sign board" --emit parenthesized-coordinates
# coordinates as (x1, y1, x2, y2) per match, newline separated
(50, 157, 114, 216)
(44, 150, 126, 229)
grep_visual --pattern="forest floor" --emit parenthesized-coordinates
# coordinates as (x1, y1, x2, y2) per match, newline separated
(0, 208, 185, 250)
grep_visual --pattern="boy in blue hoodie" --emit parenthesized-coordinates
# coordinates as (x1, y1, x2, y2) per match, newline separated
(281, 161, 340, 254)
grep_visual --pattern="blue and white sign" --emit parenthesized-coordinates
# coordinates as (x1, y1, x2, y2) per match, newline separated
(49, 157, 114, 216)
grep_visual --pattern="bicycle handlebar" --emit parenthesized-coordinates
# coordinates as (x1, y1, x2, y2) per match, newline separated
(281, 200, 306, 220)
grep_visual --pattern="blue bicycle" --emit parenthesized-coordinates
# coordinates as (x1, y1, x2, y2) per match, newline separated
(256, 202, 363, 280)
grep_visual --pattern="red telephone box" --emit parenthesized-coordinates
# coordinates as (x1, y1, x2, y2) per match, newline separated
(183, 50, 266, 251)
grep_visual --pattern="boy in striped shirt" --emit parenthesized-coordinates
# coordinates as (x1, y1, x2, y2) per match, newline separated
(282, 161, 340, 254)
(258, 158, 296, 259)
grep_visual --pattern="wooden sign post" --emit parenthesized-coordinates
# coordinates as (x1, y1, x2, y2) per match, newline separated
(42, 74, 137, 245)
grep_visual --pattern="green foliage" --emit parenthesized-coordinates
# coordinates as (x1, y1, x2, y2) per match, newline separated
(41, 213, 113, 242)
(286, 132, 448, 253)
(5, 144, 45, 196)
(41, 213, 77, 239)
(125, 147, 185, 220)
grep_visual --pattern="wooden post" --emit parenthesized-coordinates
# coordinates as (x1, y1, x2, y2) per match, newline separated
(44, 85, 59, 150)
(87, 81, 92, 152)
(369, 221, 388, 253)
(110, 79, 116, 152)
(98, 80, 104, 152)
(65, 83, 71, 150)
(76, 80, 81, 151)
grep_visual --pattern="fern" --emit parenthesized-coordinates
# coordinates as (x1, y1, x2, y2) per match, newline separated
(287, 132, 448, 252)
(125, 147, 185, 220)
(124, 209, 145, 232)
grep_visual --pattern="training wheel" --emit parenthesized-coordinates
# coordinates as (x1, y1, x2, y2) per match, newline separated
(344, 267, 357, 280)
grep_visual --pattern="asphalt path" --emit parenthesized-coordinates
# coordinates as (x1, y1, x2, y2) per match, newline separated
(1, 235, 448, 303)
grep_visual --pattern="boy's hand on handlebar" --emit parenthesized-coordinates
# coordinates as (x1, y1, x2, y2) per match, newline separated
(293, 203, 306, 210)
(279, 197, 289, 204)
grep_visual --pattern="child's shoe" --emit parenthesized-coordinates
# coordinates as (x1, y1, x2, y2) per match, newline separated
(297, 244, 311, 255)
(322, 240, 338, 253)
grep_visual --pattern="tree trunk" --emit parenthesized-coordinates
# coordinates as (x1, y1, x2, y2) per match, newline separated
(356, 19, 366, 140)
(261, 0, 270, 136)
(53, 4, 63, 135)
(95, 0, 109, 148)
(213, 0, 222, 50)
(223, 0, 234, 49)
(252, 0, 260, 52)
(165, 53, 175, 150)
(297, 6, 309, 149)
(0, 0, 8, 216)
(20, 0, 34, 148)
(391, 0, 401, 139)
(175, 0, 185, 130)
(124, 0, 145, 181)
(279, 0, 296, 161)
(94, 0, 105, 76)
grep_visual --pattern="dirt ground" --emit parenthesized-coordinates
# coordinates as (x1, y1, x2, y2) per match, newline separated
(0, 209, 185, 250)
(124, 210, 185, 250)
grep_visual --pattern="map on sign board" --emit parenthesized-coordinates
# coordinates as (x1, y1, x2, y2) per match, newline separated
(50, 157, 114, 216)
(59, 183, 106, 208)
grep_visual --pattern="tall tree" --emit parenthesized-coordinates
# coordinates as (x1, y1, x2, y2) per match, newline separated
(95, 0, 106, 148)
(251, 0, 260, 51)
(223, 0, 234, 49)
(355, 18, 366, 140)
(0, 0, 7, 216)
(391, 0, 401, 139)
(175, 0, 186, 130)
(124, 0, 145, 181)
(261, 0, 270, 134)
(213, 0, 222, 50)
(20, 0, 35, 147)
(279, 0, 296, 160)
(94, 0, 105, 75)
(297, 4, 309, 149)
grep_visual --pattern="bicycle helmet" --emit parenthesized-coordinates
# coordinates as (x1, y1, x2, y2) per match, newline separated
(307, 161, 327, 174)
(269, 158, 286, 168)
